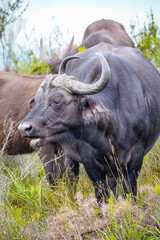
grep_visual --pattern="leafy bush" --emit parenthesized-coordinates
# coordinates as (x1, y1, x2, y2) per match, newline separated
(130, 8, 160, 70)
(5, 43, 50, 75)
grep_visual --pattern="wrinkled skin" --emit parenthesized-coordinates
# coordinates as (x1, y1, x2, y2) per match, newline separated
(18, 42, 160, 203)
(0, 72, 67, 186)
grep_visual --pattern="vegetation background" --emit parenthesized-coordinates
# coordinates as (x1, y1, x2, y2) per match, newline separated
(0, 1, 160, 239)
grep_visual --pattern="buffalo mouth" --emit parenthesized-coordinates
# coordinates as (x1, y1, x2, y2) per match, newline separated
(30, 132, 66, 149)
(30, 137, 46, 149)
(29, 125, 68, 148)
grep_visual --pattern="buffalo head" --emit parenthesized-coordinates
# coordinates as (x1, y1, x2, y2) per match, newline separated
(18, 53, 111, 148)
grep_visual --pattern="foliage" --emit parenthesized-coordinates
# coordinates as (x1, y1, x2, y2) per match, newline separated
(79, 45, 87, 52)
(0, 0, 29, 67)
(1, 15, 67, 74)
(95, 198, 152, 240)
(0, 140, 160, 239)
(0, 153, 76, 239)
(6, 43, 51, 74)
(0, 0, 28, 37)
(155, 184, 160, 196)
(130, 8, 160, 70)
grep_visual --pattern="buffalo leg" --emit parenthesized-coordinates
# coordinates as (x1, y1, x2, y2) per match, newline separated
(83, 162, 109, 204)
(107, 175, 118, 198)
(122, 147, 144, 199)
(38, 144, 66, 187)
(122, 165, 142, 199)
(122, 170, 138, 199)
(66, 159, 80, 199)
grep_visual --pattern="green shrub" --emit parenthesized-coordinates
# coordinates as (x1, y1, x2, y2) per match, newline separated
(130, 8, 160, 70)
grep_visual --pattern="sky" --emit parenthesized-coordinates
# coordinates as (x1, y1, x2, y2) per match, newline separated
(14, 0, 160, 49)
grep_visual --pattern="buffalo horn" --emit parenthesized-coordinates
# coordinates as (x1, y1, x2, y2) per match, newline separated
(57, 53, 111, 95)
(59, 36, 74, 60)
(58, 55, 81, 74)
(40, 38, 47, 60)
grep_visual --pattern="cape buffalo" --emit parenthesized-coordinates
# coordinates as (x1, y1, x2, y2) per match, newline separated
(73, 18, 135, 52)
(0, 72, 66, 185)
(18, 42, 160, 203)
(40, 19, 135, 73)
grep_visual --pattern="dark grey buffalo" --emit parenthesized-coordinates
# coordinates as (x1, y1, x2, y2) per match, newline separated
(18, 42, 160, 203)
(72, 18, 135, 53)
(41, 19, 135, 73)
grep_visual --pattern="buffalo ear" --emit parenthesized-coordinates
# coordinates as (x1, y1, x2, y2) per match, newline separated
(81, 98, 108, 121)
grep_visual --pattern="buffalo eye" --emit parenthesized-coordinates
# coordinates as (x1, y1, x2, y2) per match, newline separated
(53, 99, 61, 105)
(30, 98, 35, 109)
(81, 98, 91, 108)
(83, 99, 90, 108)
(51, 99, 62, 110)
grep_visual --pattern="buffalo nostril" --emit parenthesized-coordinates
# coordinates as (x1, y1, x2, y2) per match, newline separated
(18, 122, 33, 136)
(25, 125, 32, 133)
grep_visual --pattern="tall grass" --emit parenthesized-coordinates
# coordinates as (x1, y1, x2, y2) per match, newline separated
(0, 139, 160, 239)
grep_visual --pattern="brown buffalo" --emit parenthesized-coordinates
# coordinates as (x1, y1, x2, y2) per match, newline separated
(0, 72, 66, 185)
(40, 19, 135, 73)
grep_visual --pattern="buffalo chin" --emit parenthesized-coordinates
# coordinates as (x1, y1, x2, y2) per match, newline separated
(30, 138, 45, 148)
(30, 134, 63, 148)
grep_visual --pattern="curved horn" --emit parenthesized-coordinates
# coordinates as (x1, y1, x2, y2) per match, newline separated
(57, 53, 111, 95)
(59, 36, 75, 60)
(58, 55, 81, 74)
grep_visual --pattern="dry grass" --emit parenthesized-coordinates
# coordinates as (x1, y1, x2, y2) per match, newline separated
(48, 188, 160, 239)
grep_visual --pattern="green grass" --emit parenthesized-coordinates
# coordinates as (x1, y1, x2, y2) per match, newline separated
(0, 140, 160, 239)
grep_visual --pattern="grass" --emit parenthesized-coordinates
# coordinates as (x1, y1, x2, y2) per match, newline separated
(0, 140, 160, 239)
